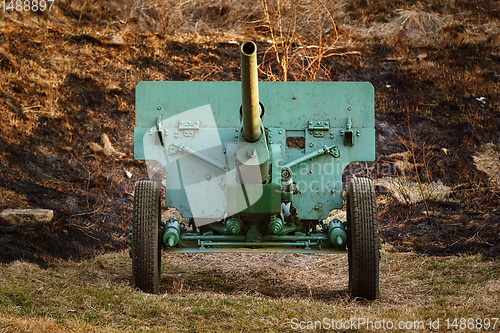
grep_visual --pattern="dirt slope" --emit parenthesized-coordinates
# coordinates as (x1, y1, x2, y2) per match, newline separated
(0, 0, 499, 265)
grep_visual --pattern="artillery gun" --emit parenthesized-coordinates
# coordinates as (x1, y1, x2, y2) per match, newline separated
(129, 41, 380, 299)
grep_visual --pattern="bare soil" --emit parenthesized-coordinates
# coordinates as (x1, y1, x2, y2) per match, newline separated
(0, 0, 499, 266)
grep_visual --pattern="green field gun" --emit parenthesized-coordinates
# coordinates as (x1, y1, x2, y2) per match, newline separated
(129, 41, 380, 299)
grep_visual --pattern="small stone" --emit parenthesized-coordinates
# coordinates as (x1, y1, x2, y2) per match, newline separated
(0, 209, 54, 226)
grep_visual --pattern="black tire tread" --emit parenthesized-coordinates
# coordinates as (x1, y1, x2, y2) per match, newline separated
(132, 180, 161, 294)
(347, 177, 380, 300)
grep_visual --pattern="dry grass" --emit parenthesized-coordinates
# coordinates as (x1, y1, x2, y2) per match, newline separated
(473, 143, 500, 189)
(130, 0, 258, 37)
(0, 251, 499, 332)
(355, 9, 455, 44)
(377, 111, 450, 215)
(256, 0, 347, 81)
(378, 177, 451, 206)
(1, 0, 496, 49)
(0, 188, 28, 209)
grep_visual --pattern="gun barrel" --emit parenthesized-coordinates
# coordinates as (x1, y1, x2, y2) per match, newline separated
(240, 41, 262, 142)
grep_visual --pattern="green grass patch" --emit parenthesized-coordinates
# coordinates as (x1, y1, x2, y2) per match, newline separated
(200, 276, 227, 287)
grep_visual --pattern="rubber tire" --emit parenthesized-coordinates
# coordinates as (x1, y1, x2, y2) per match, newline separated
(132, 180, 162, 294)
(347, 177, 380, 300)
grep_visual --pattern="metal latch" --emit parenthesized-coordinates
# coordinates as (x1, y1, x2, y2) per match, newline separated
(156, 115, 164, 146)
(179, 120, 200, 137)
(341, 117, 353, 147)
(308, 121, 330, 138)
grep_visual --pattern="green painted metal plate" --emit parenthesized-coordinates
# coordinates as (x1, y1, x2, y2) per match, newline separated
(135, 81, 375, 220)
(164, 247, 347, 254)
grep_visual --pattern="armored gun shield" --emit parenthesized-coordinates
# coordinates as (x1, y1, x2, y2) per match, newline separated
(130, 42, 380, 300)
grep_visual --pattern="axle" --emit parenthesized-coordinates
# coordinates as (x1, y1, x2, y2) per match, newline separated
(154, 218, 347, 252)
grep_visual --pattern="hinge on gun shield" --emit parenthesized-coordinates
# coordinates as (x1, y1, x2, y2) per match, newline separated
(178, 120, 200, 137)
(308, 121, 330, 138)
